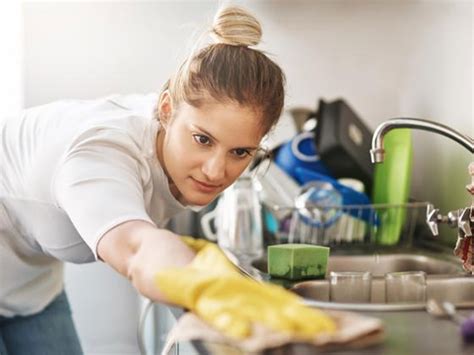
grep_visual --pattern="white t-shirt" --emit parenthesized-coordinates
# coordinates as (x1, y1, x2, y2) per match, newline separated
(0, 94, 189, 317)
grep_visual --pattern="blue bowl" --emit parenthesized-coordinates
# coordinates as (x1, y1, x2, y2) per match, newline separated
(274, 131, 331, 181)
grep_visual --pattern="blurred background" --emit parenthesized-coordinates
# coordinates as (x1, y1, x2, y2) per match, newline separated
(1, 0, 472, 354)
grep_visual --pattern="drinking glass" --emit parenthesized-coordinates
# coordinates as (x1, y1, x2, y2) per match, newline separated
(289, 181, 342, 244)
(329, 271, 372, 303)
(215, 176, 263, 261)
(385, 271, 427, 303)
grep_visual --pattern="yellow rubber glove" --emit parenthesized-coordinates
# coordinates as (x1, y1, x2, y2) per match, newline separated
(155, 237, 337, 339)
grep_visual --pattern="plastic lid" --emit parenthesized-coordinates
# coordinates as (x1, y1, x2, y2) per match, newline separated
(337, 178, 365, 193)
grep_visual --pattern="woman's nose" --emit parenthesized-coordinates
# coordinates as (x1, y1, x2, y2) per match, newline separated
(202, 153, 226, 182)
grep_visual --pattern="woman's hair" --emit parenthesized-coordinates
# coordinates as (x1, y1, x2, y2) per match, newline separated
(156, 5, 285, 135)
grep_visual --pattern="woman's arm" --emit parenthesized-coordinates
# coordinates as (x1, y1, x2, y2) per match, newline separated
(97, 220, 196, 303)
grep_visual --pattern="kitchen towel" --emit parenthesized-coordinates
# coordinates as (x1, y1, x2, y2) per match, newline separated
(161, 309, 384, 354)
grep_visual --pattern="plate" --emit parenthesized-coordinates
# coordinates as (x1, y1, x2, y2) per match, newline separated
(294, 167, 374, 224)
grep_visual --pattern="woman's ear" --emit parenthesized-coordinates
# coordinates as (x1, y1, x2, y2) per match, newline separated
(158, 91, 173, 129)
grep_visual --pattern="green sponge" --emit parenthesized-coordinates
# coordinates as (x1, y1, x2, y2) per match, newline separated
(267, 244, 330, 280)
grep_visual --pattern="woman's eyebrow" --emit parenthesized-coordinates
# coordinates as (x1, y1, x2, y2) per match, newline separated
(192, 124, 259, 150)
(192, 124, 218, 142)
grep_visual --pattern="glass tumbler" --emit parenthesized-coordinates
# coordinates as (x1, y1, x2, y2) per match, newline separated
(385, 271, 427, 303)
(329, 271, 372, 303)
(289, 181, 343, 244)
(216, 176, 263, 261)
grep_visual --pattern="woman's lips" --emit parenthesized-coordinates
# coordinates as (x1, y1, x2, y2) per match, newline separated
(191, 177, 221, 193)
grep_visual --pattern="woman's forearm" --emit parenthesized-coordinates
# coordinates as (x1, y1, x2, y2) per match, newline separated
(97, 221, 196, 303)
(127, 227, 196, 302)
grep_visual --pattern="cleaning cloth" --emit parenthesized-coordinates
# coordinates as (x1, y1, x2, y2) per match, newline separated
(155, 237, 384, 353)
(161, 308, 383, 354)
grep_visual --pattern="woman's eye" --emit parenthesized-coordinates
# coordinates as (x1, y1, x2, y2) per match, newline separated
(233, 148, 251, 158)
(193, 134, 211, 145)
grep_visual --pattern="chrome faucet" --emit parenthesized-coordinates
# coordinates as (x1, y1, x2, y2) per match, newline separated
(370, 118, 473, 273)
(370, 117, 473, 164)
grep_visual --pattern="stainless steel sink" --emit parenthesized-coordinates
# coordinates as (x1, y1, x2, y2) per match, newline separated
(251, 253, 463, 276)
(292, 275, 474, 311)
(239, 251, 473, 311)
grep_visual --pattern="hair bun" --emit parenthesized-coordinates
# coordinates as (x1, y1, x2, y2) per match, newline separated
(211, 6, 262, 47)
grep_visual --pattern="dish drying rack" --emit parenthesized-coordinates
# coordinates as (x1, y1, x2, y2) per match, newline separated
(262, 201, 431, 249)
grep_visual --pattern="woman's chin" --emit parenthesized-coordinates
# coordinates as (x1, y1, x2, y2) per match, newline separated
(181, 191, 219, 207)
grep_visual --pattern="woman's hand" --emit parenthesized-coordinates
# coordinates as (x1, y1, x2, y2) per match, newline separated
(155, 238, 336, 340)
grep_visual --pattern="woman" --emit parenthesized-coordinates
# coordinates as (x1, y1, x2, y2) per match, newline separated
(0, 5, 283, 354)
(0, 6, 335, 355)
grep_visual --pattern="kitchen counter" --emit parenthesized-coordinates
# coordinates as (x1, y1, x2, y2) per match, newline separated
(163, 246, 474, 354)
(171, 308, 474, 354)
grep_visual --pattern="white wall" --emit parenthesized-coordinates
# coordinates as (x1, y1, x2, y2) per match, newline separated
(1, 1, 23, 115)
(21, 1, 472, 353)
(23, 0, 472, 207)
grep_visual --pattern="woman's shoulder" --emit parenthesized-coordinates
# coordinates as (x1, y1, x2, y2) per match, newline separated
(104, 93, 159, 118)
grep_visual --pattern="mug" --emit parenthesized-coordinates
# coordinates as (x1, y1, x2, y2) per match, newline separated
(201, 176, 263, 260)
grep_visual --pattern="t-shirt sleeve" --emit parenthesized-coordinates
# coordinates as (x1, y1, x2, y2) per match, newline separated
(52, 127, 155, 260)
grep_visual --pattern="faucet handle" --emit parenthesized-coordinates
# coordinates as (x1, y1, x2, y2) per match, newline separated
(426, 204, 441, 236)
(426, 204, 461, 236)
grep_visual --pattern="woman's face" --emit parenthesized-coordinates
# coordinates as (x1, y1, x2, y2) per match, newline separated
(157, 95, 264, 206)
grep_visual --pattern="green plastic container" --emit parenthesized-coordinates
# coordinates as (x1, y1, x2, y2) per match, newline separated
(372, 129, 413, 245)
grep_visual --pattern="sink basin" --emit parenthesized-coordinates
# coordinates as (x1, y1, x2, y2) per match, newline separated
(239, 251, 471, 311)
(252, 253, 462, 276)
(292, 276, 474, 310)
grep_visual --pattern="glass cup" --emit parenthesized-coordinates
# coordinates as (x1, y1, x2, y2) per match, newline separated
(289, 181, 343, 245)
(385, 271, 427, 303)
(200, 176, 263, 261)
(337, 178, 367, 243)
(329, 271, 372, 303)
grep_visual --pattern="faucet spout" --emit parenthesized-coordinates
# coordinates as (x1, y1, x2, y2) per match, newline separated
(370, 118, 474, 163)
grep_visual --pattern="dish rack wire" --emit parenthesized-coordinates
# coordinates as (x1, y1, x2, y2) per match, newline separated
(262, 201, 431, 248)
